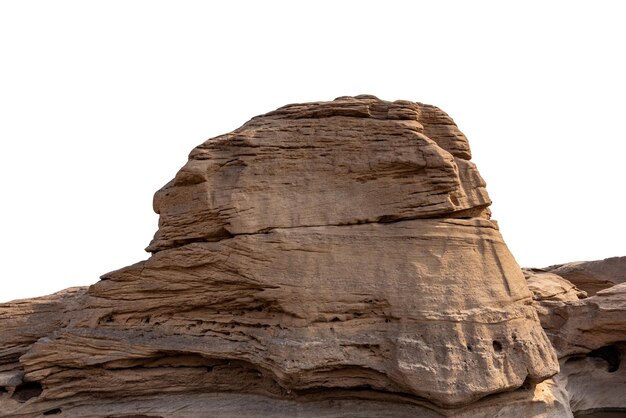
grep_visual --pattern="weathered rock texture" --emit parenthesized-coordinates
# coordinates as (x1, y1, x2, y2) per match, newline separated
(147, 95, 491, 252)
(0, 95, 606, 417)
(524, 258, 626, 417)
(543, 256, 626, 296)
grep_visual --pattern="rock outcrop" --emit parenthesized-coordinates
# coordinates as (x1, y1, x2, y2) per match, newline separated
(1, 95, 616, 417)
(146, 95, 491, 253)
(524, 259, 626, 417)
(543, 256, 626, 296)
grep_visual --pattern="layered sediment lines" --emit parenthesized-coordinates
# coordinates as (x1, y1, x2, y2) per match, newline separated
(525, 261, 626, 416)
(1, 96, 569, 417)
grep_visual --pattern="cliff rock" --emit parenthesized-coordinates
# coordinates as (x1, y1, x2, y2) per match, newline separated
(0, 96, 589, 417)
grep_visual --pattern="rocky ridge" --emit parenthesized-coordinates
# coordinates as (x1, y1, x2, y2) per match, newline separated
(0, 96, 622, 417)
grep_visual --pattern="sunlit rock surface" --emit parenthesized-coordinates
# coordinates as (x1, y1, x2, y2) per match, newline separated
(0, 96, 594, 417)
(543, 256, 626, 296)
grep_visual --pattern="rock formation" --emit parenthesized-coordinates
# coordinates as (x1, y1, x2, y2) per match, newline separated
(542, 256, 626, 296)
(524, 262, 626, 416)
(0, 96, 621, 417)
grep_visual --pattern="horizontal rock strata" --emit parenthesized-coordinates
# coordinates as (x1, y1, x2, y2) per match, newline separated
(524, 259, 626, 417)
(544, 256, 626, 296)
(1, 96, 563, 417)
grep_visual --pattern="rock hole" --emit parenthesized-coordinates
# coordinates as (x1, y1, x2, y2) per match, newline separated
(588, 345, 621, 373)
(11, 381, 43, 402)
(144, 317, 150, 324)
(100, 315, 114, 324)
(492, 340, 503, 352)
(43, 408, 62, 415)
(467, 345, 473, 352)
(0, 386, 7, 393)
(330, 317, 340, 322)
(206, 366, 214, 373)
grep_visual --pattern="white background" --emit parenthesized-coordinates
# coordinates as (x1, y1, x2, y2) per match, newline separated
(1, 1, 624, 302)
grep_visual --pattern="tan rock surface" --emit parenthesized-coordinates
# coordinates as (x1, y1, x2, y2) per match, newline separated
(524, 269, 587, 303)
(0, 288, 87, 375)
(524, 260, 626, 416)
(523, 269, 588, 335)
(147, 95, 490, 253)
(1, 96, 561, 417)
(545, 256, 626, 296)
(531, 281, 626, 358)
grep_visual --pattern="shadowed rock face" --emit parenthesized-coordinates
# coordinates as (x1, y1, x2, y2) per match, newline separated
(0, 96, 566, 417)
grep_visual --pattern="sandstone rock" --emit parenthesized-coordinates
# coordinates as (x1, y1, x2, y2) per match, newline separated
(523, 269, 587, 334)
(559, 345, 626, 415)
(524, 259, 626, 417)
(523, 269, 587, 303)
(545, 256, 626, 296)
(147, 95, 490, 253)
(0, 288, 87, 375)
(531, 281, 626, 358)
(0, 378, 573, 418)
(1, 96, 562, 417)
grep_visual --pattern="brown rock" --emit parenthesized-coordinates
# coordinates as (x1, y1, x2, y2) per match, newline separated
(147, 95, 490, 253)
(0, 96, 561, 417)
(544, 283, 626, 358)
(523, 269, 588, 334)
(545, 256, 626, 296)
(558, 344, 626, 415)
(524, 269, 587, 303)
(0, 288, 87, 375)
(524, 259, 626, 416)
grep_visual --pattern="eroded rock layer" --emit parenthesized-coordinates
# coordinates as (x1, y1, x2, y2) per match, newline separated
(524, 258, 626, 417)
(147, 95, 490, 252)
(1, 96, 561, 417)
(544, 256, 626, 296)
